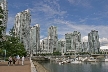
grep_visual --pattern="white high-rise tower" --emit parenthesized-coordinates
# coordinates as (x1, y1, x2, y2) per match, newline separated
(29, 24, 40, 55)
(48, 26, 58, 53)
(0, 0, 8, 36)
(88, 30, 100, 54)
(14, 9, 31, 51)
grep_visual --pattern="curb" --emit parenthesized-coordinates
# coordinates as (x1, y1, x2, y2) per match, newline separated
(30, 58, 37, 72)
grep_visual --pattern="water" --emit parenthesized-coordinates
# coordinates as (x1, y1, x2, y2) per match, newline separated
(41, 62, 108, 72)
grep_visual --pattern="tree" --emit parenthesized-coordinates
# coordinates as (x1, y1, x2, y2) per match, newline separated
(9, 27, 15, 36)
(1, 28, 27, 57)
(53, 51, 61, 56)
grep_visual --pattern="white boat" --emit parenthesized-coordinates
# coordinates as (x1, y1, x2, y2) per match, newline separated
(71, 49, 82, 64)
(105, 56, 108, 62)
(71, 58, 82, 64)
(66, 59, 71, 63)
(105, 58, 108, 62)
(59, 62, 64, 65)
(81, 57, 87, 61)
(87, 57, 97, 62)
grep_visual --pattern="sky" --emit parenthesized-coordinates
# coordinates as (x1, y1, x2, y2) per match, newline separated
(7, 0, 108, 48)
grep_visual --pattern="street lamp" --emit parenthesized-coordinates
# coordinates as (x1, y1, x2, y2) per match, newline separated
(3, 49, 6, 61)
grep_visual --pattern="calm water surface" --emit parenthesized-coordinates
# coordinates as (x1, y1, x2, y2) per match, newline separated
(41, 62, 108, 72)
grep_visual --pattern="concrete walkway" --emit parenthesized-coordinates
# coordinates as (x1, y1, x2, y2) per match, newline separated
(30, 60, 37, 72)
(0, 60, 31, 72)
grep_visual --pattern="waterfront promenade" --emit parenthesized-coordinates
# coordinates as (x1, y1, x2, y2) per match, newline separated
(0, 57, 50, 72)
(0, 60, 31, 72)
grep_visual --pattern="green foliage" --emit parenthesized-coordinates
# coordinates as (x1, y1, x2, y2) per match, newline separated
(1, 35, 27, 57)
(39, 53, 52, 56)
(0, 28, 27, 58)
(77, 52, 90, 55)
(53, 51, 61, 56)
(64, 53, 69, 55)
(5, 57, 8, 61)
(9, 27, 15, 36)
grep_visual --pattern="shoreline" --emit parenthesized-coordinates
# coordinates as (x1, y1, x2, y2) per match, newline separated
(33, 61, 50, 72)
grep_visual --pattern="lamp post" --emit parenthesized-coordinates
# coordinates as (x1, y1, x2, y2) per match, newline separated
(3, 49, 6, 61)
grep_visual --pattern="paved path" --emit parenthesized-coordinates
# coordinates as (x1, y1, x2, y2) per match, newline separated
(0, 60, 31, 72)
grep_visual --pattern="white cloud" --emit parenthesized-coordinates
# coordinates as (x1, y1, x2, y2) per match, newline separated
(9, 2, 30, 9)
(55, 19, 88, 31)
(59, 39, 65, 41)
(6, 15, 15, 35)
(99, 38, 108, 46)
(40, 35, 45, 39)
(99, 37, 108, 43)
(40, 39, 43, 44)
(100, 46, 108, 49)
(6, 32, 9, 35)
(79, 18, 88, 23)
(67, 0, 92, 8)
(7, 16, 14, 26)
(30, 0, 66, 19)
(82, 36, 88, 42)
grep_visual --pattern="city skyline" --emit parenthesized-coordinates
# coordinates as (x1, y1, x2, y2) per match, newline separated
(7, 0, 108, 48)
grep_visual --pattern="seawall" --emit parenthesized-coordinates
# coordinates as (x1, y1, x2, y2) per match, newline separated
(33, 61, 50, 72)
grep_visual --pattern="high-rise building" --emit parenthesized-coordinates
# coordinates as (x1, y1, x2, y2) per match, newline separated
(48, 26, 58, 53)
(57, 40, 62, 52)
(40, 37, 48, 54)
(65, 33, 73, 52)
(65, 31, 82, 53)
(0, 0, 8, 36)
(14, 9, 31, 51)
(82, 42, 89, 52)
(72, 31, 82, 53)
(29, 24, 40, 55)
(88, 30, 100, 54)
(57, 39, 66, 55)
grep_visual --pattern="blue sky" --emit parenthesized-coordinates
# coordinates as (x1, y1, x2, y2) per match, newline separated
(7, 0, 108, 47)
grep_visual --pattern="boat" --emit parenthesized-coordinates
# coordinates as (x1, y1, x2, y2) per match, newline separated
(105, 56, 108, 62)
(81, 57, 88, 62)
(71, 58, 82, 64)
(87, 57, 97, 62)
(71, 47, 82, 64)
(59, 61, 64, 65)
(105, 58, 108, 62)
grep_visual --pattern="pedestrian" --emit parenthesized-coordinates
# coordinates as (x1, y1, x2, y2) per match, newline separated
(22, 56, 24, 65)
(8, 56, 12, 66)
(17, 55, 20, 64)
(12, 56, 16, 66)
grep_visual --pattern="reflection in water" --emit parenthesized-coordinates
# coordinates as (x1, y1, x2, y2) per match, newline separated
(41, 62, 108, 72)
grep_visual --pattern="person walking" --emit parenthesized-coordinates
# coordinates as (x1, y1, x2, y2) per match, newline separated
(17, 55, 20, 64)
(8, 56, 12, 66)
(12, 56, 16, 66)
(22, 56, 24, 65)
